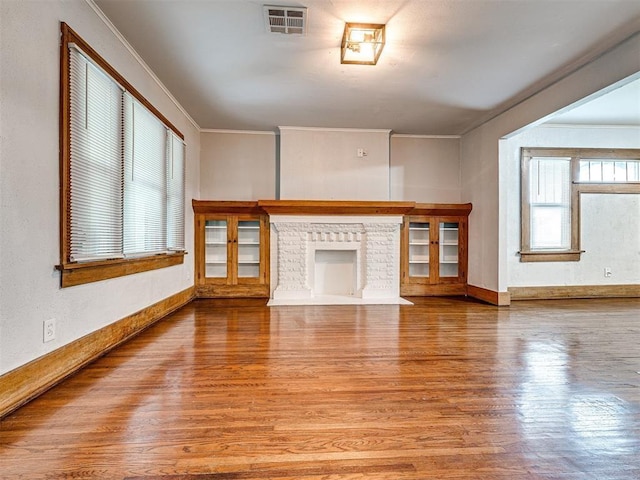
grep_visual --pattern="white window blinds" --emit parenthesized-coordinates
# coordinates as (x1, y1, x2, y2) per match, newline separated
(124, 94, 168, 256)
(529, 157, 571, 250)
(167, 133, 186, 251)
(69, 46, 124, 262)
(68, 46, 185, 263)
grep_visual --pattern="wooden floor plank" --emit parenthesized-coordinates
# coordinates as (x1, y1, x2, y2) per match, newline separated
(1, 297, 639, 479)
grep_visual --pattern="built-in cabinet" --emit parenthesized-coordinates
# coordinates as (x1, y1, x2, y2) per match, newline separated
(193, 201, 269, 298)
(400, 204, 472, 296)
(193, 200, 471, 299)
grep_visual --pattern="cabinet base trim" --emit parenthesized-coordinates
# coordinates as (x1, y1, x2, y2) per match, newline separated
(467, 285, 511, 306)
(196, 284, 270, 298)
(400, 283, 467, 297)
(0, 286, 195, 419)
(509, 284, 640, 300)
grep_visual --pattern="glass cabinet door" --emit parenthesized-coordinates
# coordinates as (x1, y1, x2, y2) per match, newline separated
(439, 222, 459, 278)
(408, 222, 430, 278)
(237, 220, 261, 278)
(205, 219, 228, 278)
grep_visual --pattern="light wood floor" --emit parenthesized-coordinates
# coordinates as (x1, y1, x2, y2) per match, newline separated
(1, 297, 639, 479)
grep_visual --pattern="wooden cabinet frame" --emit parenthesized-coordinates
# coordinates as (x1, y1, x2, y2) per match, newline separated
(400, 204, 471, 296)
(193, 201, 269, 298)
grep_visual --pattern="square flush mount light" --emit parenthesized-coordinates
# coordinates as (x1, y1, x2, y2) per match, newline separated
(341, 23, 385, 65)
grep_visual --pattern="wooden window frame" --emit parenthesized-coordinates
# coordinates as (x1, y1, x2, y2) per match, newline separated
(57, 23, 185, 287)
(520, 147, 640, 263)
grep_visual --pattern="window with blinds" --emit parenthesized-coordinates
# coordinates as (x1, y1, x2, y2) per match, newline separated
(68, 49, 124, 262)
(60, 23, 185, 286)
(528, 157, 571, 250)
(520, 147, 640, 263)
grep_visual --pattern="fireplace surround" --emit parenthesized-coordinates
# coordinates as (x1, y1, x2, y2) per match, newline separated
(258, 201, 416, 305)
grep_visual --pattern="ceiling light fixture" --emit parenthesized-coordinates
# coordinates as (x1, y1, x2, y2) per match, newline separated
(340, 23, 385, 65)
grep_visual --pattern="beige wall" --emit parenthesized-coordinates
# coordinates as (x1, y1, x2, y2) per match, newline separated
(461, 32, 640, 293)
(279, 127, 391, 200)
(390, 135, 461, 202)
(200, 131, 276, 200)
(0, 0, 200, 375)
(199, 130, 463, 203)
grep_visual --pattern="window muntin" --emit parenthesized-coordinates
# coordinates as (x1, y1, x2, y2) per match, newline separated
(60, 23, 185, 286)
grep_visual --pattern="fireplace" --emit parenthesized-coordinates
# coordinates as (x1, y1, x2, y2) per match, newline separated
(267, 215, 410, 305)
(313, 250, 357, 296)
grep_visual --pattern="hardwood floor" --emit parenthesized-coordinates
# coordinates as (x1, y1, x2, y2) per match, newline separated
(1, 297, 639, 479)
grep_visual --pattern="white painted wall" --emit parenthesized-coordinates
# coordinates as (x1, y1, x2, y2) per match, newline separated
(279, 127, 391, 200)
(461, 32, 640, 293)
(504, 125, 640, 286)
(0, 0, 200, 375)
(200, 131, 276, 200)
(390, 135, 461, 202)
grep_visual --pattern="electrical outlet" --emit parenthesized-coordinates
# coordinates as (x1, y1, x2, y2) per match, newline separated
(43, 319, 56, 343)
(604, 267, 612, 278)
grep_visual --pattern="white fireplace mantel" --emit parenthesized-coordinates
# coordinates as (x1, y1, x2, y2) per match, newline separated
(268, 214, 409, 305)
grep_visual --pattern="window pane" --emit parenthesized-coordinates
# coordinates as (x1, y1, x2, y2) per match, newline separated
(602, 161, 615, 182)
(531, 206, 571, 249)
(123, 95, 167, 256)
(167, 133, 185, 251)
(628, 161, 640, 181)
(579, 159, 640, 183)
(529, 157, 571, 250)
(579, 161, 590, 182)
(529, 158, 571, 204)
(68, 47, 124, 262)
(589, 161, 602, 182)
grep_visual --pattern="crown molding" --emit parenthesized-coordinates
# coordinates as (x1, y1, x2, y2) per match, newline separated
(201, 129, 276, 135)
(278, 126, 392, 134)
(391, 134, 461, 139)
(85, 0, 200, 131)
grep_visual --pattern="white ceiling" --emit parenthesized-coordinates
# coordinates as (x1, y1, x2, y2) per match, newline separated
(545, 77, 640, 126)
(94, 0, 640, 134)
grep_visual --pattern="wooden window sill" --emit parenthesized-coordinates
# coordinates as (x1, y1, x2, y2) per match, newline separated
(57, 252, 186, 287)
(519, 251, 583, 263)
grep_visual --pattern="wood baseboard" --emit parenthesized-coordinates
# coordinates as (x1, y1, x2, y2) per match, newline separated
(508, 284, 640, 300)
(467, 285, 511, 306)
(0, 286, 195, 419)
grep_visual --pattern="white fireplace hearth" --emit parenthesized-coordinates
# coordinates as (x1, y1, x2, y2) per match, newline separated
(268, 215, 411, 306)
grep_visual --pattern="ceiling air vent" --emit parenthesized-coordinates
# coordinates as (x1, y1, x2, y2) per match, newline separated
(263, 5, 307, 35)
